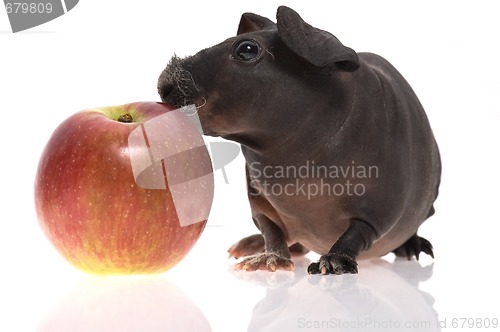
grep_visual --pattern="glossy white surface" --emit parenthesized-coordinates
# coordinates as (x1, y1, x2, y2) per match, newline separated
(1, 1, 499, 331)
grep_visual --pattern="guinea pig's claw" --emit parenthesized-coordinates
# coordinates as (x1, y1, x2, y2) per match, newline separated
(308, 253, 358, 275)
(392, 234, 434, 261)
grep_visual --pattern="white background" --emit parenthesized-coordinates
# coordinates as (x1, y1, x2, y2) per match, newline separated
(1, 1, 499, 331)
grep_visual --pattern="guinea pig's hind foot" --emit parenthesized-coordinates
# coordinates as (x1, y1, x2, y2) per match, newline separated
(228, 234, 265, 259)
(392, 234, 434, 261)
(234, 252, 294, 272)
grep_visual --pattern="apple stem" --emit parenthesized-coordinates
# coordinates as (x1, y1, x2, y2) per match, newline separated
(117, 113, 133, 123)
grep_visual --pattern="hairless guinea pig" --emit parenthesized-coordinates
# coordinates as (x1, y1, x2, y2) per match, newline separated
(157, 6, 441, 275)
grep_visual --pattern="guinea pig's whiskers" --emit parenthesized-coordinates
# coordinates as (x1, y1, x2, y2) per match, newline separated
(266, 48, 275, 60)
(196, 97, 207, 110)
(181, 69, 200, 93)
(179, 98, 205, 117)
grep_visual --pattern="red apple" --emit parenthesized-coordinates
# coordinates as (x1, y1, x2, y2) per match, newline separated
(34, 102, 213, 275)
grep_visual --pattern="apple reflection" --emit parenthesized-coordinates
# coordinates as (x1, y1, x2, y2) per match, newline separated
(38, 276, 211, 332)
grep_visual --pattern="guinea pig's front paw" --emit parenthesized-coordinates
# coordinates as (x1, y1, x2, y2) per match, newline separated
(234, 252, 294, 272)
(308, 253, 358, 275)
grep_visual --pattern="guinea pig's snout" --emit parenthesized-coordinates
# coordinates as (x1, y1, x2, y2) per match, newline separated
(157, 65, 176, 104)
(157, 55, 200, 107)
(157, 80, 174, 103)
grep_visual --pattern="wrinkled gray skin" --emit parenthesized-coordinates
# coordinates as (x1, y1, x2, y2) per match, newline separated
(157, 6, 441, 275)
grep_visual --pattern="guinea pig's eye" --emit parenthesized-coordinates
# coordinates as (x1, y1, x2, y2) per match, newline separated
(233, 40, 261, 61)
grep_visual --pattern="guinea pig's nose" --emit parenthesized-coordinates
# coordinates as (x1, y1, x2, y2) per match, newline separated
(158, 82, 174, 102)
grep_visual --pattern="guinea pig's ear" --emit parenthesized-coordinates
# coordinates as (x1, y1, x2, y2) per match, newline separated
(237, 12, 275, 35)
(276, 6, 359, 71)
